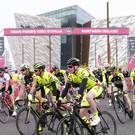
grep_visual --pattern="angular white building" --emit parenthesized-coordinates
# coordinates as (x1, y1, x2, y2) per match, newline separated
(89, 15, 135, 68)
(6, 13, 61, 70)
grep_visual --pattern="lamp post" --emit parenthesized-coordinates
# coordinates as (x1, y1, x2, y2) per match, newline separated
(48, 35, 52, 70)
(33, 38, 36, 64)
(95, 43, 97, 67)
(22, 43, 24, 63)
(107, 1, 111, 65)
(115, 38, 118, 66)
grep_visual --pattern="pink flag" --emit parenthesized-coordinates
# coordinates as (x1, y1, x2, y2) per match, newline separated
(128, 59, 135, 68)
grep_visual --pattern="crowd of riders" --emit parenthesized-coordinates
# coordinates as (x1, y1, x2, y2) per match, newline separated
(0, 58, 135, 127)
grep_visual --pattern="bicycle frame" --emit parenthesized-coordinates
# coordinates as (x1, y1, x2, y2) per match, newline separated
(0, 90, 13, 112)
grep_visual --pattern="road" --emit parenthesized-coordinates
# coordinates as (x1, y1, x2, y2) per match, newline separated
(0, 95, 135, 135)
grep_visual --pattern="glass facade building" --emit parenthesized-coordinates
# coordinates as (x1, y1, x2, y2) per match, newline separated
(0, 37, 4, 55)
(39, 5, 94, 68)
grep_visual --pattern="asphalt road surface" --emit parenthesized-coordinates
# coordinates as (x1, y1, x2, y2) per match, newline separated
(0, 94, 135, 135)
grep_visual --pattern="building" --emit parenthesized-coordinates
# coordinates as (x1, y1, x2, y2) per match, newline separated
(5, 5, 135, 69)
(39, 5, 94, 68)
(6, 13, 61, 70)
(0, 37, 4, 55)
(89, 15, 135, 68)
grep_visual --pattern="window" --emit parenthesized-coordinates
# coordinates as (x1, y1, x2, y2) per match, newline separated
(61, 35, 67, 44)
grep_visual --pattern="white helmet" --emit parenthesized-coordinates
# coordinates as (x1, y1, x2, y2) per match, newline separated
(19, 64, 29, 70)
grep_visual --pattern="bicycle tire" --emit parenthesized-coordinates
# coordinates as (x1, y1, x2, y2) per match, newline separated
(36, 111, 61, 135)
(56, 115, 84, 135)
(16, 106, 37, 135)
(95, 111, 117, 135)
(0, 102, 9, 123)
(113, 96, 127, 124)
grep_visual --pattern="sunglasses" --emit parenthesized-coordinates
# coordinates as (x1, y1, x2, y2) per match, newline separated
(34, 69, 39, 72)
(68, 65, 73, 68)
(21, 69, 26, 72)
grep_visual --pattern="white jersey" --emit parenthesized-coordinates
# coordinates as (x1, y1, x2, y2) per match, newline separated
(0, 73, 10, 90)
(0, 73, 10, 84)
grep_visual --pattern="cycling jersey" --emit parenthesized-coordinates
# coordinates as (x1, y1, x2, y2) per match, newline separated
(108, 73, 124, 89)
(0, 73, 11, 93)
(52, 69, 66, 83)
(61, 67, 101, 99)
(61, 67, 103, 107)
(68, 68, 97, 91)
(34, 70, 61, 95)
(130, 70, 135, 81)
(11, 73, 20, 81)
(24, 72, 35, 85)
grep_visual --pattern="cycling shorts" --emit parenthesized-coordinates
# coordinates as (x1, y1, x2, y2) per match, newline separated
(133, 80, 135, 85)
(81, 86, 103, 107)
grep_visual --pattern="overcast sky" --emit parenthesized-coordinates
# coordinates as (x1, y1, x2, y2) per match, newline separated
(0, 0, 135, 31)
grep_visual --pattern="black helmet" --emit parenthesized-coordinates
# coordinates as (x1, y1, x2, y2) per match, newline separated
(123, 70, 129, 77)
(0, 68, 4, 72)
(67, 58, 80, 66)
(34, 63, 45, 70)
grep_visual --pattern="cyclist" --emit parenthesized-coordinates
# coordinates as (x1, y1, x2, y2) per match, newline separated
(130, 69, 135, 101)
(4, 66, 10, 74)
(123, 70, 132, 93)
(60, 58, 103, 126)
(28, 63, 61, 104)
(0, 67, 11, 92)
(9, 70, 21, 116)
(0, 67, 14, 115)
(15, 64, 34, 101)
(108, 67, 134, 119)
(51, 65, 68, 85)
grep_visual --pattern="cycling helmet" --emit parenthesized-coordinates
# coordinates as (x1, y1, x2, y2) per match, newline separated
(0, 67, 4, 72)
(34, 63, 45, 70)
(123, 70, 129, 77)
(67, 58, 80, 66)
(52, 65, 59, 70)
(109, 66, 116, 72)
(20, 64, 29, 70)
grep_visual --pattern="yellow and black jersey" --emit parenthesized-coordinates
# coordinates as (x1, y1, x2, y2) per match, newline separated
(11, 73, 20, 81)
(52, 69, 66, 83)
(108, 73, 124, 89)
(68, 67, 97, 90)
(34, 70, 61, 91)
(130, 70, 135, 81)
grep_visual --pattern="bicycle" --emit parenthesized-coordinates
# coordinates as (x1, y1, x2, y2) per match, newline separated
(56, 99, 117, 135)
(0, 89, 13, 123)
(15, 97, 47, 135)
(36, 101, 72, 135)
(16, 94, 64, 135)
(111, 87, 134, 124)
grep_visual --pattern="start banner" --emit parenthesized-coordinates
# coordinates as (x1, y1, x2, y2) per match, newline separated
(4, 27, 129, 36)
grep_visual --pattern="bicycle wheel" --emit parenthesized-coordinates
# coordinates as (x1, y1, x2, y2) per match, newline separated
(36, 112, 60, 135)
(113, 96, 127, 124)
(56, 115, 84, 135)
(16, 106, 37, 135)
(96, 111, 117, 135)
(0, 101, 9, 123)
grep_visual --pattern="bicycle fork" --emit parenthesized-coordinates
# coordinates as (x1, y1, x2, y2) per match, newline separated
(25, 102, 31, 124)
